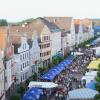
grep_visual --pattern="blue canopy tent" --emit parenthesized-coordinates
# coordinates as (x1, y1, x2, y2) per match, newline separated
(23, 93, 36, 100)
(41, 56, 74, 80)
(94, 26, 100, 33)
(23, 88, 43, 100)
(86, 81, 96, 90)
(89, 41, 97, 46)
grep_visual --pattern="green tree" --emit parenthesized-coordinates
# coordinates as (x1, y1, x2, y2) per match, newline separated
(94, 94, 100, 100)
(25, 72, 38, 86)
(17, 86, 25, 97)
(10, 94, 20, 100)
(97, 71, 100, 78)
(58, 56, 63, 62)
(95, 83, 100, 92)
(48, 62, 53, 69)
(32, 72, 37, 80)
(98, 64, 100, 71)
(0, 19, 8, 26)
(38, 67, 47, 75)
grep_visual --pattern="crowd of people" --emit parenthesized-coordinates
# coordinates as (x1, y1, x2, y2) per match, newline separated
(39, 46, 97, 100)
(46, 47, 95, 100)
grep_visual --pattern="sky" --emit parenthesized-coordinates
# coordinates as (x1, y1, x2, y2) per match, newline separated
(0, 0, 100, 22)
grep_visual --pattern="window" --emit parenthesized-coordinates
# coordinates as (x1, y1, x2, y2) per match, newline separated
(47, 43, 50, 47)
(20, 55, 22, 61)
(40, 45, 42, 49)
(44, 36, 46, 41)
(23, 74, 24, 80)
(27, 61, 29, 66)
(23, 53, 24, 60)
(23, 63, 24, 68)
(21, 76, 23, 82)
(43, 36, 49, 41)
(21, 64, 23, 71)
(25, 72, 28, 79)
(40, 53, 42, 57)
(25, 53, 26, 59)
(27, 52, 29, 58)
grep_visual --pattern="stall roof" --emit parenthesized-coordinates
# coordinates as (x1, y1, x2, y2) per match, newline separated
(85, 71, 97, 76)
(86, 81, 96, 90)
(81, 75, 95, 84)
(28, 81, 58, 88)
(23, 88, 43, 100)
(72, 52, 84, 56)
(87, 59, 100, 70)
(41, 55, 74, 80)
(68, 88, 98, 99)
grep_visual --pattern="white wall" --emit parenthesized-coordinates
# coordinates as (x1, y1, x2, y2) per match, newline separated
(51, 31, 61, 57)
(61, 36, 67, 56)
(70, 19, 76, 46)
(5, 60, 12, 90)
(13, 36, 30, 84)
(30, 34, 40, 73)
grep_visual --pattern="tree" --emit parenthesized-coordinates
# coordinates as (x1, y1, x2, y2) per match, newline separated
(10, 94, 20, 100)
(48, 62, 53, 69)
(95, 83, 100, 92)
(0, 19, 8, 26)
(52, 57, 59, 65)
(38, 67, 47, 75)
(94, 94, 100, 100)
(17, 86, 25, 97)
(32, 72, 38, 80)
(97, 71, 100, 78)
(98, 64, 100, 71)
(57, 56, 63, 63)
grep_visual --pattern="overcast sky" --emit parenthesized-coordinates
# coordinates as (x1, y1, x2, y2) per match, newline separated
(0, 0, 100, 22)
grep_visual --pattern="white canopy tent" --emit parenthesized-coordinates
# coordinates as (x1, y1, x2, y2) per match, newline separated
(28, 81, 58, 89)
(71, 52, 84, 56)
(68, 88, 99, 100)
(91, 47, 100, 57)
(81, 76, 95, 84)
(85, 71, 97, 76)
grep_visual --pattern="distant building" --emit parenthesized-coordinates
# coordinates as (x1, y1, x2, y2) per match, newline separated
(45, 17, 75, 53)
(74, 19, 94, 46)
(74, 19, 83, 45)
(29, 18, 51, 67)
(10, 33, 30, 84)
(82, 18, 94, 41)
(0, 26, 15, 100)
(27, 31, 41, 74)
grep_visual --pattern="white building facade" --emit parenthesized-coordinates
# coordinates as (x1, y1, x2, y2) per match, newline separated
(28, 33, 41, 74)
(13, 36, 31, 84)
(50, 29, 61, 58)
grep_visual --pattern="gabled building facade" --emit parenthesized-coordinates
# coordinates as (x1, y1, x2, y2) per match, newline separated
(74, 19, 83, 45)
(0, 26, 15, 100)
(11, 34, 30, 84)
(27, 32, 41, 74)
(82, 18, 94, 41)
(44, 17, 75, 54)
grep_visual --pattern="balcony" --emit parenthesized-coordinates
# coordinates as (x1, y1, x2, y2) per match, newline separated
(40, 55, 51, 61)
(40, 47, 51, 53)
